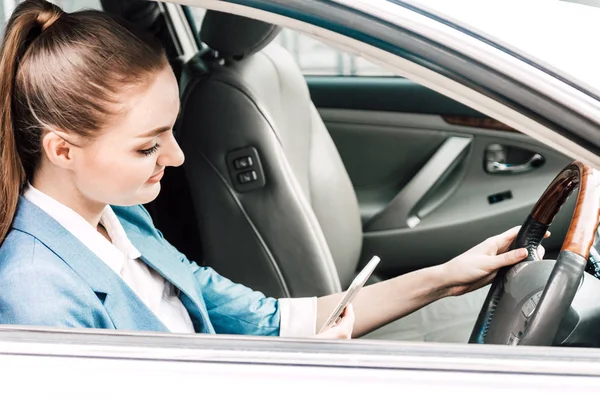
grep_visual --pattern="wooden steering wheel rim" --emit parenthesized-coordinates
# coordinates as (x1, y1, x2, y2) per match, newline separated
(532, 161, 599, 258)
(469, 161, 599, 346)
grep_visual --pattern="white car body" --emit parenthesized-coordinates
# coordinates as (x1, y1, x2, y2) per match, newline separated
(2, 0, 600, 397)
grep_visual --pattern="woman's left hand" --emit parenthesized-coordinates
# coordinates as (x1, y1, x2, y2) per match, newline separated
(440, 226, 548, 297)
(314, 304, 355, 339)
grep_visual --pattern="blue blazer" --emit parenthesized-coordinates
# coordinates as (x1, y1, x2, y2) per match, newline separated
(0, 197, 281, 335)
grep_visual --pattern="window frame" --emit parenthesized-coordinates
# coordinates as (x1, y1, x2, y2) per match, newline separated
(184, 5, 399, 77)
(2, 0, 600, 375)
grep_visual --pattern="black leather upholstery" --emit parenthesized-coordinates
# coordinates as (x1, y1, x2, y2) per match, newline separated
(157, 11, 363, 299)
(200, 11, 281, 60)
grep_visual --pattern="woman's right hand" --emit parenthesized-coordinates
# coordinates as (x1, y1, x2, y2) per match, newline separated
(314, 304, 355, 339)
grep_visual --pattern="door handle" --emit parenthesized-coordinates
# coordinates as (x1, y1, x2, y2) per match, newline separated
(485, 144, 545, 174)
(488, 154, 545, 174)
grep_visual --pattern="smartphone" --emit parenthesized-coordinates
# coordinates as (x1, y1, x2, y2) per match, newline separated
(318, 255, 381, 333)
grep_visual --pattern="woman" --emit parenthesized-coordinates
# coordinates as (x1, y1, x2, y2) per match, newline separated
(0, 0, 533, 339)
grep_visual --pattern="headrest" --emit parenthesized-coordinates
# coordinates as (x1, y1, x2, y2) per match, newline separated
(200, 10, 281, 60)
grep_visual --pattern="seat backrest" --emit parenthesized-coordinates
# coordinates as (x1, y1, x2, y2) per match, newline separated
(164, 11, 363, 298)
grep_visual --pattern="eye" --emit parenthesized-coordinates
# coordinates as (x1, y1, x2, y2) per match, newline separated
(138, 143, 160, 156)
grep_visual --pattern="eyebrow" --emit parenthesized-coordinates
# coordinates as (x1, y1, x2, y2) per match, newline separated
(137, 107, 182, 138)
(136, 125, 171, 139)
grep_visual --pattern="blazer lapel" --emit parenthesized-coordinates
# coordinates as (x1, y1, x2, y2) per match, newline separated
(115, 212, 215, 334)
(12, 198, 169, 333)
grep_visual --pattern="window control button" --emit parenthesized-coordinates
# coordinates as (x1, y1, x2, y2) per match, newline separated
(238, 170, 258, 184)
(234, 156, 253, 170)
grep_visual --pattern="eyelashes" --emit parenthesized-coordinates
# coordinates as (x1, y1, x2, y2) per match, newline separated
(138, 143, 160, 156)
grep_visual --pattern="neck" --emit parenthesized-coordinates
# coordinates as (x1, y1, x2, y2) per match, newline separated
(31, 168, 105, 228)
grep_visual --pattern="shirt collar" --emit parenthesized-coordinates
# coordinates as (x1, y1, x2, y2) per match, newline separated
(23, 183, 141, 276)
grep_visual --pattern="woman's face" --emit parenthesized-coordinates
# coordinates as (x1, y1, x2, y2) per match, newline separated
(67, 66, 184, 207)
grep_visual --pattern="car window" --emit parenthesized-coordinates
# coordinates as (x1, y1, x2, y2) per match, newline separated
(1, 0, 102, 34)
(274, 28, 396, 77)
(188, 8, 396, 77)
(406, 0, 600, 95)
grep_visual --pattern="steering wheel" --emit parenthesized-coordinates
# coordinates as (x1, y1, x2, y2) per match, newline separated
(470, 161, 599, 346)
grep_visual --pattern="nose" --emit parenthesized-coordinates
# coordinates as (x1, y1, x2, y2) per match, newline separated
(157, 134, 185, 167)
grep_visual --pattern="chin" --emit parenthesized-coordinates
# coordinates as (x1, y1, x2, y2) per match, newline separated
(138, 183, 162, 205)
(112, 183, 161, 207)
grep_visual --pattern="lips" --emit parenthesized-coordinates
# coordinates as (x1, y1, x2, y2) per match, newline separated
(147, 169, 165, 183)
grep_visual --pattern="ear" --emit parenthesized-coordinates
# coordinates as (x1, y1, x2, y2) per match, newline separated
(41, 131, 78, 170)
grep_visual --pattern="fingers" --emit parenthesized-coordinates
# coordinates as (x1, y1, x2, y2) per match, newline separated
(493, 227, 550, 253)
(480, 270, 498, 287)
(486, 247, 528, 270)
(537, 244, 546, 260)
(315, 304, 355, 340)
(492, 226, 521, 252)
(466, 270, 499, 293)
(503, 225, 522, 238)
(336, 304, 355, 337)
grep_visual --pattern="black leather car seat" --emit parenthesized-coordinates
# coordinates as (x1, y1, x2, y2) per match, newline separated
(150, 10, 490, 343)
(161, 11, 363, 299)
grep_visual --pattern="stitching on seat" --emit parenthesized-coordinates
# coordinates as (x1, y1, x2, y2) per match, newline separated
(220, 53, 342, 292)
(272, 141, 343, 293)
(180, 78, 291, 298)
(262, 50, 285, 148)
(206, 71, 342, 294)
(304, 106, 341, 291)
(219, 55, 284, 145)
(263, 47, 343, 293)
(262, 48, 311, 199)
(196, 150, 292, 298)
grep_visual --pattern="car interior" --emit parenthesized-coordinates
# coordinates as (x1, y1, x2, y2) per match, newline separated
(5, 0, 600, 346)
(139, 3, 598, 344)
(102, 0, 600, 345)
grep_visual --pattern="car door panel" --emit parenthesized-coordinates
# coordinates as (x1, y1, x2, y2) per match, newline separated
(309, 78, 575, 278)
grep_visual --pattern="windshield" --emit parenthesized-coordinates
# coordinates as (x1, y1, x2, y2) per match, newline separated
(403, 0, 600, 96)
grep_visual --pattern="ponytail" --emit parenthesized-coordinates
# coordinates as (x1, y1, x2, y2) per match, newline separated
(0, 0, 166, 244)
(0, 0, 62, 243)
